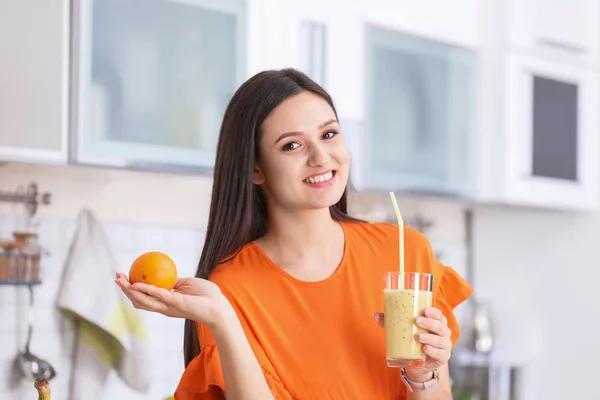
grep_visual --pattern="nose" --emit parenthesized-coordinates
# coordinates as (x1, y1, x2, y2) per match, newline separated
(307, 142, 330, 167)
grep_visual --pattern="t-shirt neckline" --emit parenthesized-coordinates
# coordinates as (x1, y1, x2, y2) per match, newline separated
(249, 221, 351, 287)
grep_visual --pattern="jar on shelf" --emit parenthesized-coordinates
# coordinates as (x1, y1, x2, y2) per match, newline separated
(13, 232, 46, 282)
(0, 240, 24, 282)
(0, 242, 9, 280)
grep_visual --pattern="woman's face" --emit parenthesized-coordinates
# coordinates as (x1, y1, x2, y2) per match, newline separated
(254, 90, 350, 213)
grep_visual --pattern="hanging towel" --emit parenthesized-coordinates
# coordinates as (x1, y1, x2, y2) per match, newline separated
(56, 209, 152, 399)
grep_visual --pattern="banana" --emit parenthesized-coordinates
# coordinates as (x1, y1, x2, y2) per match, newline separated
(34, 378, 51, 400)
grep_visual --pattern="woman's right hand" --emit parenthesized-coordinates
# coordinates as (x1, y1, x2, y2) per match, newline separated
(115, 273, 231, 327)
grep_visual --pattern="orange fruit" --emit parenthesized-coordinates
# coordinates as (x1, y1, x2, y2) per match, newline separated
(129, 251, 178, 290)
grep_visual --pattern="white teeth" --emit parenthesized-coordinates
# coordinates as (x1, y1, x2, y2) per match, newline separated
(304, 171, 334, 184)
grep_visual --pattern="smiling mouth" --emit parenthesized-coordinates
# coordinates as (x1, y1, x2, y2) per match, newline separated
(303, 170, 336, 184)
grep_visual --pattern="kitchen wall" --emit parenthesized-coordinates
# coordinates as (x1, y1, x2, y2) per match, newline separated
(0, 163, 211, 400)
(0, 214, 204, 400)
(472, 207, 600, 400)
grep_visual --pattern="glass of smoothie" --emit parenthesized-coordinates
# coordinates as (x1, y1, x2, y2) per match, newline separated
(384, 271, 434, 368)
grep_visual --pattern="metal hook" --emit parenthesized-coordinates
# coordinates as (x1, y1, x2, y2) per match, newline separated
(0, 182, 52, 218)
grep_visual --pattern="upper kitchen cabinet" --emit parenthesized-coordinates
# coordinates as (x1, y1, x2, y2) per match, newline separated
(0, 0, 69, 164)
(504, 53, 598, 210)
(506, 0, 600, 67)
(70, 0, 249, 172)
(475, 50, 599, 211)
(474, 0, 600, 211)
(364, 0, 481, 50)
(349, 25, 478, 196)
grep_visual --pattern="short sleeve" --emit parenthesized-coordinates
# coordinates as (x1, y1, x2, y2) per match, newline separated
(409, 227, 474, 348)
(174, 323, 294, 400)
(434, 265, 474, 347)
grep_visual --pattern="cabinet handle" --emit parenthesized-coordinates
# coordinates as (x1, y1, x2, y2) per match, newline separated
(536, 38, 587, 55)
(300, 21, 326, 86)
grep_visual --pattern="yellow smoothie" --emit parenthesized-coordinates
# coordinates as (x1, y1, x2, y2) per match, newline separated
(384, 288, 432, 366)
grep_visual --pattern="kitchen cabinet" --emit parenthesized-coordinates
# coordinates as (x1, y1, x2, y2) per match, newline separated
(476, 51, 599, 211)
(70, 0, 247, 172)
(505, 52, 599, 210)
(336, 1, 481, 196)
(2, 0, 597, 213)
(1, 0, 352, 173)
(347, 0, 599, 212)
(506, 0, 600, 67)
(364, 0, 481, 50)
(68, 0, 307, 173)
(0, 0, 70, 165)
(348, 25, 478, 196)
(473, 0, 600, 211)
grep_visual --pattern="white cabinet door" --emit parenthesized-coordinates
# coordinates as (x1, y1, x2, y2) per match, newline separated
(0, 0, 69, 164)
(277, 0, 364, 120)
(245, 0, 292, 75)
(70, 0, 248, 172)
(279, 0, 331, 88)
(365, 0, 481, 49)
(507, 0, 600, 66)
(326, 0, 366, 121)
(502, 52, 599, 210)
(351, 26, 478, 195)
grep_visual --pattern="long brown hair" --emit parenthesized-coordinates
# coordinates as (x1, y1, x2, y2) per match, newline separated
(184, 68, 362, 366)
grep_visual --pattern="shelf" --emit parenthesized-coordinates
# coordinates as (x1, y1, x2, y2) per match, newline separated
(0, 279, 42, 286)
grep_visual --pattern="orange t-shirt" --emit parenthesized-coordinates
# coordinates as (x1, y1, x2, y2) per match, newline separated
(174, 221, 474, 400)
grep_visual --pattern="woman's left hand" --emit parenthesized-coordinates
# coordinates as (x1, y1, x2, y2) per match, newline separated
(374, 307, 453, 375)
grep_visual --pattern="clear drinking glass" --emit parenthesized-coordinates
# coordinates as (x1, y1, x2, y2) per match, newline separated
(384, 271, 434, 368)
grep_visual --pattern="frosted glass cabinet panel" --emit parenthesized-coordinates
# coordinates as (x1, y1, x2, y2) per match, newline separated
(71, 0, 245, 172)
(353, 26, 477, 196)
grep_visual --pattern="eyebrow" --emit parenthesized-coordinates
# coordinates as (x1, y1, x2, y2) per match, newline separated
(274, 118, 338, 144)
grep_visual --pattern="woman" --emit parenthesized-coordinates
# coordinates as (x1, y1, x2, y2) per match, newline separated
(116, 69, 473, 399)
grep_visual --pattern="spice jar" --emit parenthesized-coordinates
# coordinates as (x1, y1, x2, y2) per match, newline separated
(13, 232, 45, 282)
(0, 241, 23, 282)
(0, 242, 9, 280)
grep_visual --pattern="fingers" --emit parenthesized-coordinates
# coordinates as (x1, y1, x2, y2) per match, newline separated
(416, 307, 451, 338)
(132, 282, 174, 300)
(373, 312, 384, 327)
(424, 307, 447, 326)
(423, 344, 449, 362)
(373, 308, 450, 336)
(123, 286, 168, 313)
(418, 333, 452, 350)
(373, 306, 453, 365)
(115, 273, 169, 313)
(416, 316, 451, 337)
(115, 272, 129, 286)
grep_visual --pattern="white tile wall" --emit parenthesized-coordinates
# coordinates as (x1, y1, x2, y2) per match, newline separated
(0, 214, 205, 400)
(471, 207, 600, 400)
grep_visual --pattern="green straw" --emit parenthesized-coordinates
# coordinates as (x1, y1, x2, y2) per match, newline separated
(388, 191, 404, 289)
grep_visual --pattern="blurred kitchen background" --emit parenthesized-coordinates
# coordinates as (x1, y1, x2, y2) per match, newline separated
(1, 0, 598, 399)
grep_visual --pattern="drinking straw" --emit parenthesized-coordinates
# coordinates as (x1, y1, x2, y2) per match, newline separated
(388, 191, 404, 289)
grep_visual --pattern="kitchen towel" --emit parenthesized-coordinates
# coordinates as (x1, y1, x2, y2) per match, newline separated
(56, 209, 152, 399)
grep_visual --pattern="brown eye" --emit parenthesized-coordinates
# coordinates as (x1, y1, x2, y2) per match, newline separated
(322, 130, 338, 139)
(282, 142, 300, 151)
